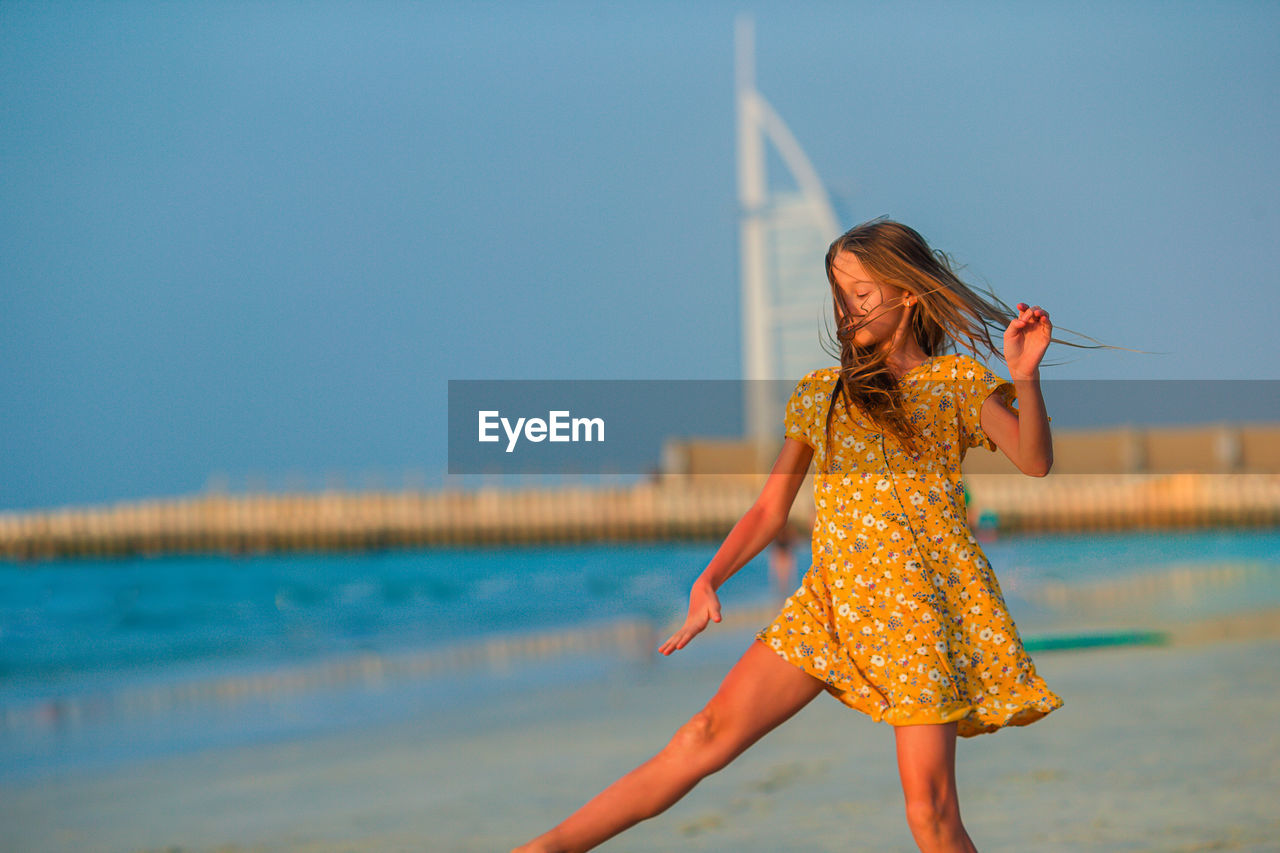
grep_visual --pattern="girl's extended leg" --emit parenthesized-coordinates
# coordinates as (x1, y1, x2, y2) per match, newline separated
(512, 639, 825, 853)
(894, 722, 979, 853)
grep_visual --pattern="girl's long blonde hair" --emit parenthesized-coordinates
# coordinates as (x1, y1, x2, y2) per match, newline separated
(820, 217, 1107, 463)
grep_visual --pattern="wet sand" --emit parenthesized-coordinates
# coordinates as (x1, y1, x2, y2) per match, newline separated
(3, 612, 1279, 853)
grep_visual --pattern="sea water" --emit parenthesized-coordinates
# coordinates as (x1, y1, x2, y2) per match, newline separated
(1, 529, 1277, 781)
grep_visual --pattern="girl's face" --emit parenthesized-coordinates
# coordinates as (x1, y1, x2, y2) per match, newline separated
(830, 250, 911, 349)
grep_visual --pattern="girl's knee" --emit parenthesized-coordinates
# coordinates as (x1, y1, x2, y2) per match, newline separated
(904, 794, 950, 827)
(903, 793, 964, 845)
(668, 706, 737, 772)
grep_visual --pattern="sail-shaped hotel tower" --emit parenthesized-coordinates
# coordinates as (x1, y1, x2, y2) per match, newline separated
(736, 16, 842, 447)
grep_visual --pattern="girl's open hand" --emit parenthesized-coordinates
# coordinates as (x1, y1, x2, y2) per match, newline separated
(1003, 303, 1052, 379)
(658, 581, 722, 655)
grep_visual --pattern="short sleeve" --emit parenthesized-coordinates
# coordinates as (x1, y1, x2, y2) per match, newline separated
(956, 357, 1051, 453)
(783, 373, 819, 450)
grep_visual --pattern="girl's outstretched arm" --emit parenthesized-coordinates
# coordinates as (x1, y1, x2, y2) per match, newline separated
(658, 438, 813, 655)
(982, 303, 1054, 477)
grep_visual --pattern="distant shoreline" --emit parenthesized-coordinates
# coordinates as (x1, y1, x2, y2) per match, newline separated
(1, 473, 1278, 561)
(5, 595, 1276, 751)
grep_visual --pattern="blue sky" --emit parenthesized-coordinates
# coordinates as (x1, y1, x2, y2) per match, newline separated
(3, 1, 1278, 509)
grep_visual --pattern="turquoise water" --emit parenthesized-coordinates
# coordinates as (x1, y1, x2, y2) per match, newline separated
(1, 528, 1277, 781)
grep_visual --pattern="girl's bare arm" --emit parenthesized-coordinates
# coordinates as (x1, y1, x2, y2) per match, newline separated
(659, 438, 813, 654)
(697, 437, 813, 590)
(984, 302, 1055, 476)
(979, 380, 1053, 477)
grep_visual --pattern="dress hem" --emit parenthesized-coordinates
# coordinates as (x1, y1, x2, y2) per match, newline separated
(754, 634, 1064, 739)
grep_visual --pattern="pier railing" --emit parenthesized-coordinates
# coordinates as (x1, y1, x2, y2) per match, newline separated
(2, 472, 1279, 561)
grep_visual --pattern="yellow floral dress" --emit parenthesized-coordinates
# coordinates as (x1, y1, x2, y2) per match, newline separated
(756, 352, 1064, 737)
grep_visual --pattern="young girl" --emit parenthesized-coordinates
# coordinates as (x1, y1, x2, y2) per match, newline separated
(514, 218, 1066, 853)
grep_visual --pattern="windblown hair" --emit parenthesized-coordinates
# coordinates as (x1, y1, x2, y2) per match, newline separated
(819, 217, 1106, 465)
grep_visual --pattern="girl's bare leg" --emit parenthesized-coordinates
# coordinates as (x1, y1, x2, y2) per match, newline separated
(512, 639, 825, 853)
(894, 722, 979, 853)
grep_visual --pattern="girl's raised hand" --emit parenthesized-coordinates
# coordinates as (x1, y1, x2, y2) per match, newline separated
(1003, 303, 1052, 379)
(658, 581, 722, 655)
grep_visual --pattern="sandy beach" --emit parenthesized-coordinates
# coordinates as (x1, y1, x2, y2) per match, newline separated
(3, 612, 1279, 853)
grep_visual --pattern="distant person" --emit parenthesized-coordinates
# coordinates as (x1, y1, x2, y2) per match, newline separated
(768, 521, 798, 597)
(514, 219, 1108, 853)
